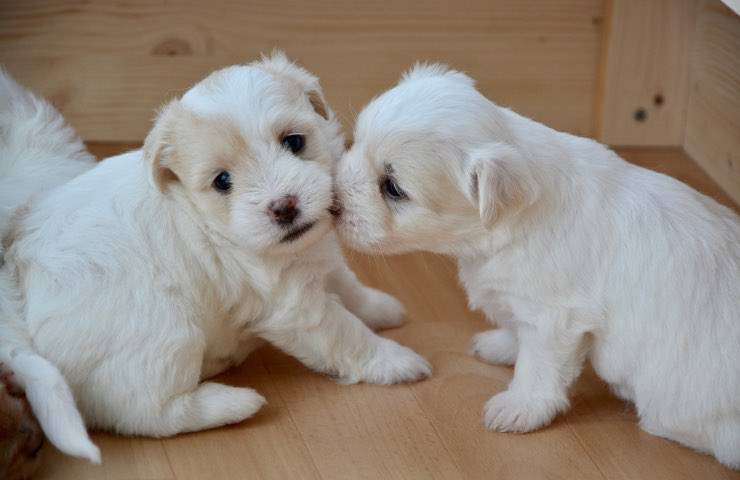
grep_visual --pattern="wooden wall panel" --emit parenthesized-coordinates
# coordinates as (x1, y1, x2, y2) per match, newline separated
(0, 0, 603, 142)
(597, 0, 698, 146)
(684, 1, 740, 205)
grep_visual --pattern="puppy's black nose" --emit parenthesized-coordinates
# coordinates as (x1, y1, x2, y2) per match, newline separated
(269, 195, 300, 225)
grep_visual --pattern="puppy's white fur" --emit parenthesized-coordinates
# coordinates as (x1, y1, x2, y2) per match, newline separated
(2, 54, 430, 437)
(335, 65, 740, 469)
(0, 71, 94, 250)
(0, 70, 100, 462)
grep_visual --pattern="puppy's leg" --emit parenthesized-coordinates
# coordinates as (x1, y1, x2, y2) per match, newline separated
(150, 382, 266, 436)
(259, 296, 429, 384)
(327, 261, 406, 330)
(470, 328, 518, 366)
(483, 308, 587, 432)
(641, 416, 740, 470)
(93, 334, 265, 436)
(711, 419, 740, 470)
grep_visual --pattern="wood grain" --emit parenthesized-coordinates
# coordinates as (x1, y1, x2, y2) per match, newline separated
(31, 145, 740, 480)
(597, 0, 698, 146)
(0, 0, 603, 142)
(162, 357, 322, 480)
(684, 0, 740, 205)
(34, 435, 173, 480)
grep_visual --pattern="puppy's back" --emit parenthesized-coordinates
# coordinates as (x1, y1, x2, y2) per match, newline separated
(0, 70, 95, 245)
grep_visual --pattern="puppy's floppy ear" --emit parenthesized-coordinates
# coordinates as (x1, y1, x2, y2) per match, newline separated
(461, 143, 539, 226)
(143, 100, 185, 192)
(253, 50, 332, 120)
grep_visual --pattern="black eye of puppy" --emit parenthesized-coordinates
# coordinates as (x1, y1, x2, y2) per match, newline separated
(212, 171, 232, 193)
(281, 134, 305, 154)
(380, 176, 407, 200)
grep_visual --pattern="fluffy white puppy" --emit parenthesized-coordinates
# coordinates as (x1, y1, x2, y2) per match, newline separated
(0, 70, 99, 462)
(2, 54, 430, 438)
(334, 65, 740, 469)
(0, 71, 94, 252)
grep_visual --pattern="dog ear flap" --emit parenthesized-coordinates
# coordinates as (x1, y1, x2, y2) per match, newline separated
(143, 100, 183, 192)
(306, 89, 330, 120)
(462, 143, 538, 227)
(253, 50, 332, 120)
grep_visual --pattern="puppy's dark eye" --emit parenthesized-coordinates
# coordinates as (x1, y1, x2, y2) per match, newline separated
(212, 171, 232, 193)
(380, 176, 407, 200)
(281, 134, 305, 154)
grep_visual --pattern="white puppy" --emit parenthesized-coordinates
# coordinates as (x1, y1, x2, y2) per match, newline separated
(0, 70, 99, 462)
(2, 54, 430, 438)
(334, 65, 740, 469)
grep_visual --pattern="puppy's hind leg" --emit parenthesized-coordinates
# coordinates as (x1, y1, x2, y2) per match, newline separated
(638, 416, 740, 469)
(712, 419, 740, 470)
(470, 328, 518, 366)
(150, 383, 266, 436)
(96, 333, 265, 437)
(327, 260, 406, 330)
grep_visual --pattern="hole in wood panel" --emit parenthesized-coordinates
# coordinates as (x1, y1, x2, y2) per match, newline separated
(152, 38, 193, 57)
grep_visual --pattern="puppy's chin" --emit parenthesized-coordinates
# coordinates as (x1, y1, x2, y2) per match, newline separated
(266, 216, 333, 255)
(334, 218, 405, 255)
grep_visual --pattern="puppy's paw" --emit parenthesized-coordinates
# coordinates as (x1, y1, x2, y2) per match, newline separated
(483, 390, 568, 433)
(358, 339, 431, 384)
(356, 289, 407, 330)
(197, 383, 267, 426)
(469, 329, 518, 366)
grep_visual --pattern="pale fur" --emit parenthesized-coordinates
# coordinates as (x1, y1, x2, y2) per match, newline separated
(2, 54, 430, 438)
(0, 69, 100, 462)
(334, 64, 740, 469)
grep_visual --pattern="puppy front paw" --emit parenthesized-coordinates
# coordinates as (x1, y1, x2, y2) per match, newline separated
(483, 390, 568, 433)
(356, 289, 407, 330)
(469, 329, 518, 366)
(357, 339, 431, 384)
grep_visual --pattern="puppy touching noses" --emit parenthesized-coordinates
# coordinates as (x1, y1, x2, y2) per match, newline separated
(268, 195, 300, 225)
(1, 53, 431, 448)
(329, 191, 343, 218)
(334, 63, 740, 469)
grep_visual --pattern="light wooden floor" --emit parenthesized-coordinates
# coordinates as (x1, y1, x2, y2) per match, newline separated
(36, 146, 739, 480)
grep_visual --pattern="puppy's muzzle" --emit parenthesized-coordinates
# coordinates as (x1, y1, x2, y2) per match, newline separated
(268, 195, 300, 226)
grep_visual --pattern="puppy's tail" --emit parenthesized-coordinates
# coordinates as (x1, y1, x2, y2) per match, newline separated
(0, 68, 94, 169)
(0, 273, 101, 464)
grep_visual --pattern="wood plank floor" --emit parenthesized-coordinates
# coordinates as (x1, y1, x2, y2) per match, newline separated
(35, 146, 739, 480)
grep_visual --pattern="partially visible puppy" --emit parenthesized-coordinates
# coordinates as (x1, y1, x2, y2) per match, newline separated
(3, 53, 430, 437)
(334, 65, 740, 469)
(0, 70, 99, 464)
(0, 69, 94, 247)
(0, 365, 44, 480)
